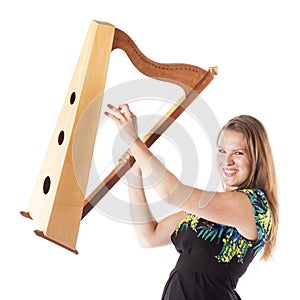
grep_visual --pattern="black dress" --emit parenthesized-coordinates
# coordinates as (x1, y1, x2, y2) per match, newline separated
(161, 189, 272, 300)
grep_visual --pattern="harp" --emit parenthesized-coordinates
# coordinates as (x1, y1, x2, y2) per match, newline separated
(21, 20, 217, 254)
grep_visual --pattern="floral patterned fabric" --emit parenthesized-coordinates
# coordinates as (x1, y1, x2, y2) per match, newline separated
(162, 189, 272, 300)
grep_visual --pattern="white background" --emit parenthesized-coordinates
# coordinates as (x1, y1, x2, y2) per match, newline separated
(1, 0, 299, 299)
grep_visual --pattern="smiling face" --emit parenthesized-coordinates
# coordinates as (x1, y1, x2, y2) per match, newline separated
(217, 129, 251, 191)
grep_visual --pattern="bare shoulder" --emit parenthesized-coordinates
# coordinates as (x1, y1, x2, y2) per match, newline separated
(213, 191, 258, 240)
(184, 189, 258, 240)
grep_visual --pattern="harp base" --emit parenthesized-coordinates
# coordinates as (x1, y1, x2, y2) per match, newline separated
(33, 230, 79, 255)
(20, 211, 32, 219)
(20, 211, 79, 254)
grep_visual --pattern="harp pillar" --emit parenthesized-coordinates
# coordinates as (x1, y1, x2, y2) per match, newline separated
(23, 21, 115, 252)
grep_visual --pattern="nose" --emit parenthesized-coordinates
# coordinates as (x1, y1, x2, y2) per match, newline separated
(225, 153, 234, 166)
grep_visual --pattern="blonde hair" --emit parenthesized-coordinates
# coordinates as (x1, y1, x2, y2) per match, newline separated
(219, 115, 279, 260)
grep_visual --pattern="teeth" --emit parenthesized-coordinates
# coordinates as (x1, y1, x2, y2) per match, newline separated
(224, 169, 238, 174)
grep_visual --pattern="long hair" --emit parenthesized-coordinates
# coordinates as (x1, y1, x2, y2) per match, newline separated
(219, 115, 279, 261)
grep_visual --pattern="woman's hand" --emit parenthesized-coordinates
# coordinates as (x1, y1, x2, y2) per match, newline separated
(105, 103, 139, 146)
(119, 149, 142, 186)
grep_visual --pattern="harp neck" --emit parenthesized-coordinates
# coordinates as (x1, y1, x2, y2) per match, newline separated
(112, 28, 216, 94)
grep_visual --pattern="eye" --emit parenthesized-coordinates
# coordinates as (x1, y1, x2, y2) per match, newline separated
(234, 151, 244, 155)
(218, 148, 226, 154)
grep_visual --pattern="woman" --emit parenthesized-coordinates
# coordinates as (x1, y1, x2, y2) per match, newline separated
(105, 103, 279, 300)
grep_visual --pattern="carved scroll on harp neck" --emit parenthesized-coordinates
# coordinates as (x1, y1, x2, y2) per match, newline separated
(112, 28, 216, 95)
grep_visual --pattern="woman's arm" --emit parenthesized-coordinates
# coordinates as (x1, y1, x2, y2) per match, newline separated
(125, 157, 187, 248)
(130, 135, 257, 240)
(105, 104, 257, 241)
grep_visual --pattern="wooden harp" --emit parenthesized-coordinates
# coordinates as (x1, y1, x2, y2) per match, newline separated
(21, 20, 217, 254)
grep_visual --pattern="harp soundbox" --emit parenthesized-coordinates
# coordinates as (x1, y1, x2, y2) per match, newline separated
(21, 20, 217, 254)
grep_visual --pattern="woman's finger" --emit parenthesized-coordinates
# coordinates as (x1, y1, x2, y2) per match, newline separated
(106, 104, 125, 120)
(118, 150, 131, 163)
(119, 104, 135, 119)
(104, 111, 118, 120)
(104, 111, 123, 123)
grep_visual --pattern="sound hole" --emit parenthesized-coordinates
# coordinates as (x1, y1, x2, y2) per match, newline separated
(70, 92, 76, 105)
(43, 176, 51, 194)
(58, 130, 65, 145)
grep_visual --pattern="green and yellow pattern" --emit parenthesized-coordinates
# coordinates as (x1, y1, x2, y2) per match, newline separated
(174, 189, 271, 264)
